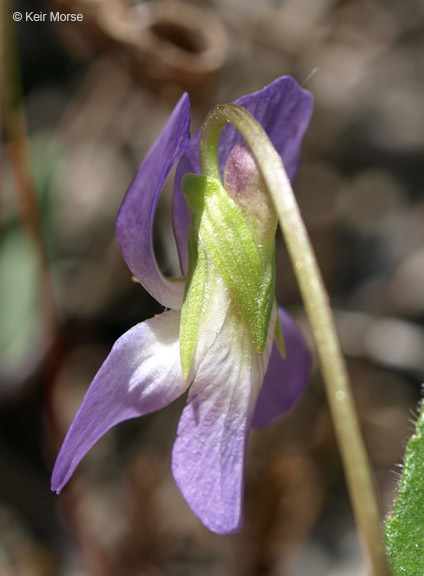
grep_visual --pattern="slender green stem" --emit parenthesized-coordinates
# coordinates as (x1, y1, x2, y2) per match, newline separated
(199, 104, 390, 576)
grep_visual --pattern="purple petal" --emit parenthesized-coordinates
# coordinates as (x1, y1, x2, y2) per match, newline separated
(116, 94, 191, 309)
(172, 306, 274, 534)
(173, 76, 313, 273)
(252, 308, 311, 429)
(52, 311, 189, 493)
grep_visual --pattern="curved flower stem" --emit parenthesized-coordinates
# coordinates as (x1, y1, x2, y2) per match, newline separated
(199, 104, 390, 576)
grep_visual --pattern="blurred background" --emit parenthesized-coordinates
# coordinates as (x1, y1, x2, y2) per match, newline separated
(1, 0, 424, 574)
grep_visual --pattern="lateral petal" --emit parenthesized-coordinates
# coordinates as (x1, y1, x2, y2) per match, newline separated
(173, 76, 313, 273)
(252, 308, 311, 429)
(116, 93, 191, 309)
(52, 311, 189, 493)
(172, 305, 275, 534)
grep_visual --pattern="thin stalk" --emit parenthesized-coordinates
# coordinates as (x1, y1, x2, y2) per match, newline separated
(199, 103, 390, 576)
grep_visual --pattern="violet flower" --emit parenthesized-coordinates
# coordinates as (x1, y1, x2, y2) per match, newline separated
(51, 76, 313, 534)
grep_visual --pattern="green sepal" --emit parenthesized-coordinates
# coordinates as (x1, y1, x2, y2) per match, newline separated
(179, 220, 207, 380)
(182, 173, 275, 357)
(385, 399, 424, 575)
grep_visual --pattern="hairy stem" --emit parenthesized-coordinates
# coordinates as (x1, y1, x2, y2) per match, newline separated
(199, 103, 390, 576)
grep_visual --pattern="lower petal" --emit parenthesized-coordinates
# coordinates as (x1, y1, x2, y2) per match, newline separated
(52, 310, 189, 493)
(252, 308, 311, 429)
(172, 305, 275, 534)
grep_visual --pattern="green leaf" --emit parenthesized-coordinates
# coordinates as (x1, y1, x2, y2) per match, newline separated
(385, 399, 424, 575)
(182, 173, 275, 355)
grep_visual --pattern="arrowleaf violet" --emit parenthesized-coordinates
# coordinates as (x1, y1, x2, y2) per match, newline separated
(51, 77, 313, 534)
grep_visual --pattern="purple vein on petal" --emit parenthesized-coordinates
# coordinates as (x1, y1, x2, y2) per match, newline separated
(172, 306, 275, 534)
